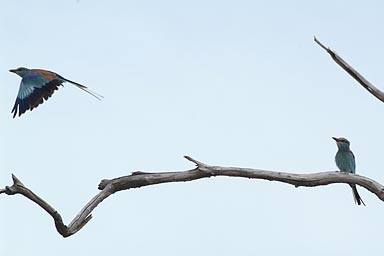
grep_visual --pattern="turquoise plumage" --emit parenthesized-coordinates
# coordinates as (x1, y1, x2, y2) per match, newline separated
(10, 67, 102, 118)
(332, 137, 365, 206)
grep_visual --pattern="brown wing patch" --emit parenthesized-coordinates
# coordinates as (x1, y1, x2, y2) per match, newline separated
(32, 69, 58, 81)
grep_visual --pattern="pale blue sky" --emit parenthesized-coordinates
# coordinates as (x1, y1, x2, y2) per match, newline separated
(2, 0, 384, 255)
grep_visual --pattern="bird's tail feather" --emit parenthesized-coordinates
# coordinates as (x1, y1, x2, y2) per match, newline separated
(349, 184, 366, 206)
(61, 76, 104, 100)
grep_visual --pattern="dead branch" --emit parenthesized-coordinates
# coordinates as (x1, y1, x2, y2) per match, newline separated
(314, 36, 384, 103)
(2, 155, 384, 238)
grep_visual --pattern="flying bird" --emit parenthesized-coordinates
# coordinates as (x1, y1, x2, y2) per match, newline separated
(332, 137, 365, 206)
(10, 67, 103, 118)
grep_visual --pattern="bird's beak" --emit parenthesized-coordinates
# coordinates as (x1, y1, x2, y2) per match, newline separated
(9, 69, 16, 73)
(332, 137, 339, 142)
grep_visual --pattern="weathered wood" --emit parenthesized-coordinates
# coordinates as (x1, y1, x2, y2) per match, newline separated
(2, 156, 383, 237)
(314, 36, 384, 103)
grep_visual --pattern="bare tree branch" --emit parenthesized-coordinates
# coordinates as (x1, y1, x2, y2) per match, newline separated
(314, 36, 384, 103)
(2, 156, 384, 237)
(1, 174, 72, 236)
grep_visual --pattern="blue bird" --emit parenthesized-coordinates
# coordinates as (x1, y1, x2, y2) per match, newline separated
(332, 137, 365, 206)
(10, 67, 103, 118)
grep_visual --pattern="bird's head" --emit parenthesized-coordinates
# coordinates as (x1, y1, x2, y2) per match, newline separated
(10, 67, 31, 77)
(332, 137, 351, 150)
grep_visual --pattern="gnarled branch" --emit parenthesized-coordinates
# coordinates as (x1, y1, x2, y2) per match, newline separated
(2, 156, 384, 237)
(314, 36, 384, 103)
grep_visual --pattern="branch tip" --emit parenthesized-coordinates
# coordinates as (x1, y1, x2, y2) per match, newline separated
(11, 174, 24, 187)
(314, 37, 329, 52)
(184, 155, 203, 166)
(98, 180, 109, 190)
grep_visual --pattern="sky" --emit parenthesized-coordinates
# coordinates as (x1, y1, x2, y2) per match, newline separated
(2, 0, 384, 255)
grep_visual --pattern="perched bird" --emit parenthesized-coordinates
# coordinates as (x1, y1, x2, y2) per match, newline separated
(332, 137, 365, 206)
(10, 67, 103, 118)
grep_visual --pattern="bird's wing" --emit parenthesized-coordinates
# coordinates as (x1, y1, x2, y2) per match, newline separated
(350, 151, 356, 174)
(11, 75, 63, 118)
